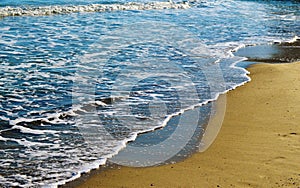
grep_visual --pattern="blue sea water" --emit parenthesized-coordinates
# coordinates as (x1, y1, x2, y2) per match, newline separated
(0, 0, 299, 187)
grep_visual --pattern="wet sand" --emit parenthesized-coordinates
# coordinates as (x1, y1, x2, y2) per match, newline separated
(71, 61, 300, 187)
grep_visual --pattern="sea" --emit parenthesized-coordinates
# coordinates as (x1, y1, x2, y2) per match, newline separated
(0, 0, 299, 187)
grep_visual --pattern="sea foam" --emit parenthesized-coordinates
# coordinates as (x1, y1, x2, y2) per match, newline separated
(0, 1, 190, 17)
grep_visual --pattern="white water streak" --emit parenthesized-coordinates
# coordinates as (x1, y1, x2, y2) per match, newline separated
(0, 2, 190, 17)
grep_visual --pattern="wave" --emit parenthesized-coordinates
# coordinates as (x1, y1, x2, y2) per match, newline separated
(0, 1, 190, 17)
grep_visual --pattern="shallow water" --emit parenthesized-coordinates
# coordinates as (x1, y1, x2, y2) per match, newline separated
(0, 0, 299, 187)
(234, 39, 300, 63)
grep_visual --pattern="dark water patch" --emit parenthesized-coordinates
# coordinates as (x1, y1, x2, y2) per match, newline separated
(234, 39, 300, 63)
(0, 140, 26, 149)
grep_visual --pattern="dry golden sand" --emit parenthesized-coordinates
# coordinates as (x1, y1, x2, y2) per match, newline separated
(76, 62, 300, 188)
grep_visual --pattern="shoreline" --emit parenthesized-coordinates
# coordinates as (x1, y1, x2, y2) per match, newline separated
(67, 61, 300, 187)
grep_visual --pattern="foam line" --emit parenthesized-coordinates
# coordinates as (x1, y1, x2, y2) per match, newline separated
(0, 2, 190, 17)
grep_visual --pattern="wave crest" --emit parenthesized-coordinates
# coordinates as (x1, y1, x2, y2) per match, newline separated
(0, 1, 190, 17)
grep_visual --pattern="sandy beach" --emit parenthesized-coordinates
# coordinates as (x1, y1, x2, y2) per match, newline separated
(72, 61, 300, 188)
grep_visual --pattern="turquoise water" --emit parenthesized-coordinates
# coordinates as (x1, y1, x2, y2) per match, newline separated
(0, 0, 299, 187)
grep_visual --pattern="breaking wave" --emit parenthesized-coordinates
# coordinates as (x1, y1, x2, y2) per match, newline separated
(0, 1, 190, 17)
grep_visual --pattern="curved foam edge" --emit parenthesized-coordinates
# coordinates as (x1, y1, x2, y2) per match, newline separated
(230, 35, 299, 55)
(0, 1, 190, 18)
(52, 58, 252, 188)
(56, 36, 299, 187)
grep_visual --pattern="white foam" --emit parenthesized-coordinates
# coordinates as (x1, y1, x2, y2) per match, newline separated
(3, 137, 53, 147)
(0, 2, 190, 18)
(0, 115, 10, 121)
(12, 125, 59, 135)
(0, 136, 8, 141)
(286, 35, 299, 43)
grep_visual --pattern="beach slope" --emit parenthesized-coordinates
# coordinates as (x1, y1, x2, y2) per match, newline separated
(75, 62, 300, 188)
